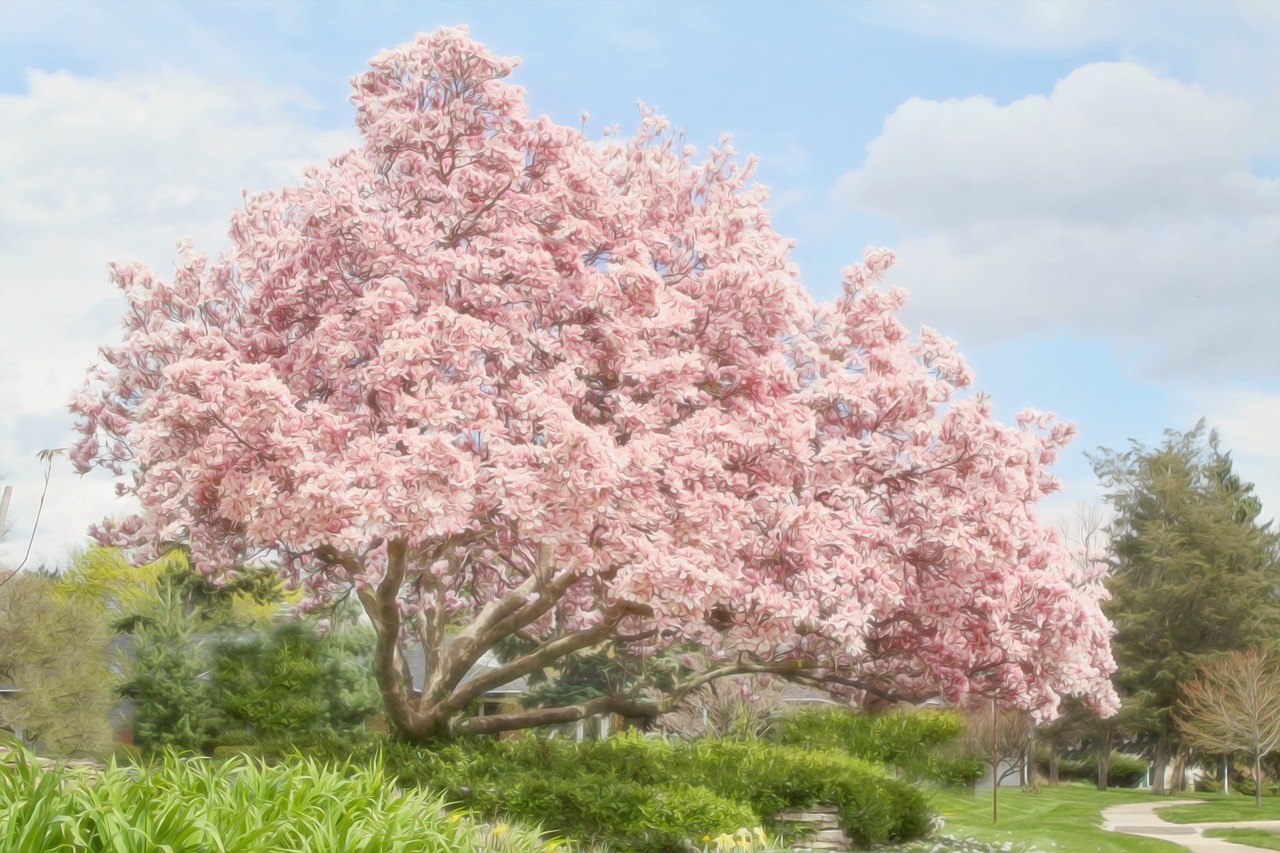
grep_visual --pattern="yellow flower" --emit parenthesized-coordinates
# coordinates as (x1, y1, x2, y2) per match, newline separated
(754, 827, 768, 843)
(492, 823, 508, 836)
(701, 836, 711, 843)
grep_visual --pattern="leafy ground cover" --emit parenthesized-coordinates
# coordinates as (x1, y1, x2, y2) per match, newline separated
(1157, 796, 1280, 824)
(890, 784, 1188, 853)
(1202, 828, 1280, 850)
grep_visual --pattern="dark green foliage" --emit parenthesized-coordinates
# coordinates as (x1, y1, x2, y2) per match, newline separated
(209, 622, 380, 742)
(776, 707, 982, 786)
(515, 643, 684, 715)
(291, 732, 933, 852)
(1094, 423, 1280, 784)
(1233, 776, 1280, 798)
(127, 611, 220, 753)
(1034, 750, 1147, 787)
(127, 617, 378, 752)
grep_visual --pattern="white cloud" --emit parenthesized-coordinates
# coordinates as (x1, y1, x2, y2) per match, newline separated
(1190, 387, 1280, 526)
(832, 61, 1280, 379)
(0, 67, 352, 566)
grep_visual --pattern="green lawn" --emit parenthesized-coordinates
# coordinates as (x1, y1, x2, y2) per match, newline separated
(1203, 828, 1280, 850)
(888, 784, 1189, 853)
(1157, 796, 1280, 824)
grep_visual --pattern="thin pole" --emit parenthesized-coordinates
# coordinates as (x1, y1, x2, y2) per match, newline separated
(0, 485, 11, 532)
(992, 697, 999, 825)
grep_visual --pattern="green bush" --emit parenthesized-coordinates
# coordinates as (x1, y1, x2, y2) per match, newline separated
(0, 744, 553, 853)
(313, 732, 933, 852)
(1232, 776, 1280, 798)
(127, 612, 220, 753)
(126, 618, 380, 753)
(209, 622, 380, 743)
(776, 707, 982, 786)
(679, 737, 931, 846)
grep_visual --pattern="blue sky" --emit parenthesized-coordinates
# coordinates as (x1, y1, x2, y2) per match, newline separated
(2, 0, 1278, 562)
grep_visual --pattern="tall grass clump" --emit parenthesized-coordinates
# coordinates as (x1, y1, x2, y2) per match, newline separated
(0, 745, 555, 853)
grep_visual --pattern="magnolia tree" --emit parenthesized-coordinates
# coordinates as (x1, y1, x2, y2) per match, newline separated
(72, 28, 1117, 740)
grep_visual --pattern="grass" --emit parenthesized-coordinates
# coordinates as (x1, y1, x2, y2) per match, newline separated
(887, 784, 1189, 853)
(1156, 795, 1280, 824)
(1202, 828, 1280, 850)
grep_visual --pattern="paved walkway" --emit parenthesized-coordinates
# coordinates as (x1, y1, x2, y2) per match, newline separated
(1102, 799, 1280, 852)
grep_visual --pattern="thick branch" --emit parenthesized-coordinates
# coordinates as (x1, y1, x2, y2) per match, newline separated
(436, 605, 646, 716)
(453, 693, 663, 736)
(429, 543, 584, 698)
(359, 539, 421, 732)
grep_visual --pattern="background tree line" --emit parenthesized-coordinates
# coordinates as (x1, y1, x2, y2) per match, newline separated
(1044, 422, 1280, 795)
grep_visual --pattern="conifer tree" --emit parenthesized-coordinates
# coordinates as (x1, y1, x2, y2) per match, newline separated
(1093, 422, 1280, 793)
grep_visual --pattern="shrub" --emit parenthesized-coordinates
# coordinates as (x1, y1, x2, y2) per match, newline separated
(679, 737, 931, 846)
(127, 611, 220, 753)
(321, 732, 934, 852)
(1035, 749, 1147, 787)
(776, 707, 981, 786)
(208, 622, 380, 743)
(1232, 776, 1280, 798)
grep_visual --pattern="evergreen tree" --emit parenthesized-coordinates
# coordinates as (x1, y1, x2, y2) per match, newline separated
(126, 604, 220, 752)
(1093, 422, 1280, 793)
(209, 621, 380, 743)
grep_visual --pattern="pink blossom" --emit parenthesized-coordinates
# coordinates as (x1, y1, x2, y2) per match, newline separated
(71, 27, 1117, 729)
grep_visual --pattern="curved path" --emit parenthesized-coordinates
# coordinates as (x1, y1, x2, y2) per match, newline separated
(1102, 799, 1280, 852)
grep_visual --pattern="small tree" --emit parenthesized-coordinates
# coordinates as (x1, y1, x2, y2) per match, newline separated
(1178, 648, 1280, 808)
(209, 621, 380, 743)
(127, 605, 220, 752)
(658, 673, 791, 740)
(964, 701, 1034, 822)
(0, 573, 116, 756)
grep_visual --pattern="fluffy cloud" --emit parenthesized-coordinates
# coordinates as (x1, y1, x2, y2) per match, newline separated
(0, 67, 351, 563)
(833, 61, 1280, 379)
(1190, 388, 1280, 524)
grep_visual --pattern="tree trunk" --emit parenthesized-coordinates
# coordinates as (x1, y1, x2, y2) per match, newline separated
(1152, 733, 1169, 795)
(1256, 752, 1264, 809)
(1170, 745, 1189, 795)
(1097, 730, 1112, 792)
(1049, 743, 1060, 786)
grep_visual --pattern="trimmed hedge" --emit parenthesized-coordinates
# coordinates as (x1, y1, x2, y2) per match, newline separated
(293, 732, 933, 852)
(1035, 750, 1148, 787)
(776, 707, 984, 787)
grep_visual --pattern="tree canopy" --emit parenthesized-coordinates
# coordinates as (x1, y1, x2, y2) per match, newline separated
(71, 27, 1116, 739)
(1094, 422, 1280, 790)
